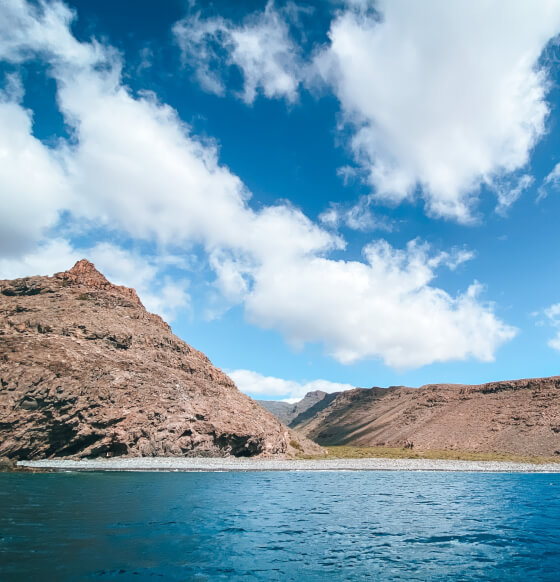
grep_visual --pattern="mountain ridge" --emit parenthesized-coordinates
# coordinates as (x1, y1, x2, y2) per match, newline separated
(266, 378, 560, 457)
(258, 390, 334, 426)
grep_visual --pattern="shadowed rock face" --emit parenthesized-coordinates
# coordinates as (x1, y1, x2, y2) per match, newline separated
(291, 379, 560, 456)
(258, 390, 333, 426)
(0, 260, 323, 460)
(257, 401, 294, 426)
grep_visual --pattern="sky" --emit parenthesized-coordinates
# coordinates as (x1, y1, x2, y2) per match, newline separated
(1, 0, 560, 402)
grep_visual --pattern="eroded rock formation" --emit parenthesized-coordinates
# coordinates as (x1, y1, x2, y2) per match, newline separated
(0, 260, 322, 459)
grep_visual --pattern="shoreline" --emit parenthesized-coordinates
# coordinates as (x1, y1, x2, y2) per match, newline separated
(16, 457, 560, 473)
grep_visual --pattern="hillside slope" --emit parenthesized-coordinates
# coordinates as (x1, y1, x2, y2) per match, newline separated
(0, 260, 322, 459)
(291, 379, 560, 456)
(258, 390, 333, 425)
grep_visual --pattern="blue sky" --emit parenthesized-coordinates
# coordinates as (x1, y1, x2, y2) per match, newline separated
(1, 0, 560, 401)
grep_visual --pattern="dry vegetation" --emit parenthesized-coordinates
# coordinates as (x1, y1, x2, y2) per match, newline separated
(298, 445, 560, 464)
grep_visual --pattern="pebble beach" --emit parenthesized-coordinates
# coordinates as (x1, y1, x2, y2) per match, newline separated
(17, 456, 560, 473)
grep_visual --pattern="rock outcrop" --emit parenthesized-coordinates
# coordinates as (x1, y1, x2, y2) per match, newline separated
(0, 260, 322, 459)
(289, 378, 560, 457)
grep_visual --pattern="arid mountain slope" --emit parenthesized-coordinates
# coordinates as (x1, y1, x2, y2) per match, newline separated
(256, 400, 294, 425)
(258, 390, 333, 426)
(0, 260, 322, 459)
(291, 379, 560, 456)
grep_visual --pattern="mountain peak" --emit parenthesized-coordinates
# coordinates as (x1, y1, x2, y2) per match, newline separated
(303, 390, 328, 399)
(66, 259, 110, 285)
(55, 259, 142, 306)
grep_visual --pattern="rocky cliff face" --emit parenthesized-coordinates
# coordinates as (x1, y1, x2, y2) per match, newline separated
(0, 260, 322, 459)
(291, 379, 560, 457)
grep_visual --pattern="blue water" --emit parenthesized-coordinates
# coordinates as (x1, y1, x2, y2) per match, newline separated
(1, 471, 559, 581)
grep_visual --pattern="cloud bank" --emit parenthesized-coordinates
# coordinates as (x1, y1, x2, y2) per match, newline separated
(0, 0, 517, 368)
(177, 0, 560, 222)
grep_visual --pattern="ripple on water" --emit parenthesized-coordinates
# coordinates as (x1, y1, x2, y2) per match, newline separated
(1, 471, 560, 581)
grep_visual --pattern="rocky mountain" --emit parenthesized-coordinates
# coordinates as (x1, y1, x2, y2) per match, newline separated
(257, 401, 294, 426)
(258, 390, 335, 426)
(290, 378, 560, 457)
(0, 260, 322, 459)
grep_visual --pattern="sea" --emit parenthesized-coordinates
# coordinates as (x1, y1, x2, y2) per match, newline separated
(1, 471, 559, 581)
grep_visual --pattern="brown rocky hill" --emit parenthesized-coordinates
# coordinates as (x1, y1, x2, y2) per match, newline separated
(0, 260, 322, 459)
(290, 379, 560, 457)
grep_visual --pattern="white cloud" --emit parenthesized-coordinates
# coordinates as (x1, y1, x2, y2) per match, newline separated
(173, 0, 560, 221)
(0, 0, 517, 369)
(545, 304, 560, 319)
(47, 56, 336, 261)
(243, 240, 514, 368)
(0, 93, 70, 256)
(319, 198, 393, 232)
(228, 369, 354, 400)
(537, 162, 560, 201)
(494, 174, 535, 216)
(0, 0, 104, 66)
(0, 238, 80, 278)
(173, 1, 303, 103)
(550, 336, 560, 351)
(543, 303, 560, 351)
(314, 0, 560, 222)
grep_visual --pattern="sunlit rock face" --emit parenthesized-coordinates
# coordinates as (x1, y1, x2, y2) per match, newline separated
(290, 379, 560, 457)
(0, 260, 322, 460)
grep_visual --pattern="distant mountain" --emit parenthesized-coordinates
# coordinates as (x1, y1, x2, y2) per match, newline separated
(0, 260, 322, 459)
(258, 390, 336, 426)
(289, 379, 560, 457)
(257, 401, 294, 426)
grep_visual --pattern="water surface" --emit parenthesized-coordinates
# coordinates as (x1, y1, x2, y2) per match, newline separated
(1, 471, 559, 581)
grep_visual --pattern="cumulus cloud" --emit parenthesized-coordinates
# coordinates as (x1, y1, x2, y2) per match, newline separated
(173, 0, 560, 222)
(0, 0, 104, 66)
(0, 0, 517, 369)
(173, 1, 304, 103)
(537, 162, 560, 202)
(0, 89, 70, 256)
(313, 0, 560, 222)
(228, 369, 354, 401)
(242, 240, 513, 368)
